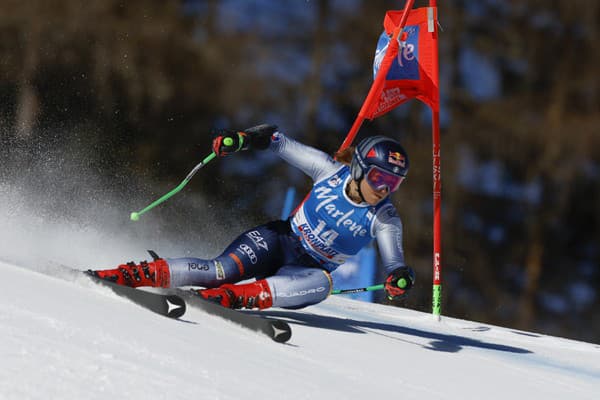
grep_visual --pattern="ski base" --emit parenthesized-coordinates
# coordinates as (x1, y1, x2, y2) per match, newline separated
(172, 289, 292, 343)
(84, 272, 186, 319)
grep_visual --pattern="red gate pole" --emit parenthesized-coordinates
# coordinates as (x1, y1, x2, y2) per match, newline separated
(428, 1, 442, 319)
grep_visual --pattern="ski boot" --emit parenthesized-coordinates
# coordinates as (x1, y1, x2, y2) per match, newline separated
(88, 258, 171, 288)
(199, 280, 273, 310)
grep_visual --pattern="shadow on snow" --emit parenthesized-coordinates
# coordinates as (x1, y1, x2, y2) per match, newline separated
(255, 310, 533, 354)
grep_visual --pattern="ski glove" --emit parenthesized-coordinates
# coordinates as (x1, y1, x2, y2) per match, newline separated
(212, 130, 248, 157)
(212, 124, 277, 157)
(384, 266, 415, 301)
(242, 124, 278, 150)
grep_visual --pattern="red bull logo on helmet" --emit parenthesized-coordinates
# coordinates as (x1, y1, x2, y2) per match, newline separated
(388, 151, 406, 167)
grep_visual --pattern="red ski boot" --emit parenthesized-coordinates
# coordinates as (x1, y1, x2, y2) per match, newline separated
(199, 280, 273, 310)
(89, 259, 171, 288)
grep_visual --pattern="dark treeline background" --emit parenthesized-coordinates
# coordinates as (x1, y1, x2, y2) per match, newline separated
(1, 0, 598, 343)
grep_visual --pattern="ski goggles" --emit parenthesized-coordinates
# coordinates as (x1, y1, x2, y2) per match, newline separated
(365, 165, 405, 192)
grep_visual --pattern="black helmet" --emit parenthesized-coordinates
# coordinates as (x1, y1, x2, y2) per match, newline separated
(350, 136, 409, 192)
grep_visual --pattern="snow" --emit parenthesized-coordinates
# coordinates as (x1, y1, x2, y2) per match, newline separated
(0, 182, 599, 398)
(1, 260, 599, 400)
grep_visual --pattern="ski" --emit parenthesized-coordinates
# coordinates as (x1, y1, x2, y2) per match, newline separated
(54, 260, 288, 341)
(83, 272, 186, 319)
(170, 289, 292, 343)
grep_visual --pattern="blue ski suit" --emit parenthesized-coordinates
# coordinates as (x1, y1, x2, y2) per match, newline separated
(166, 132, 406, 309)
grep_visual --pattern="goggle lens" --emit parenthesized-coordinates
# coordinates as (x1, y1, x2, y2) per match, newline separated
(365, 166, 405, 192)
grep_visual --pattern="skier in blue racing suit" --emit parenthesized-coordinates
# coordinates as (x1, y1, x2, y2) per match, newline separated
(91, 124, 415, 310)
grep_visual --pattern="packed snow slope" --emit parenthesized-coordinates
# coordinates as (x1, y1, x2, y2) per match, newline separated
(1, 260, 599, 400)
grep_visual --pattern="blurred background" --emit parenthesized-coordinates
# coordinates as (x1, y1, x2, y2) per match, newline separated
(0, 0, 598, 343)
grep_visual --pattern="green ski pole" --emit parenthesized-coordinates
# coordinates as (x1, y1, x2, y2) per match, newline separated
(332, 284, 384, 295)
(332, 277, 409, 295)
(129, 140, 231, 221)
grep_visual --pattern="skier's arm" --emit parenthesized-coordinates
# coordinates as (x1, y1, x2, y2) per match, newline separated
(373, 205, 406, 274)
(373, 205, 415, 300)
(212, 125, 339, 182)
(269, 132, 341, 182)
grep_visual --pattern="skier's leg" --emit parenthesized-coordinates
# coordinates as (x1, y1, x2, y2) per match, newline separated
(200, 265, 332, 310)
(168, 223, 283, 287)
(89, 222, 284, 288)
(266, 266, 333, 309)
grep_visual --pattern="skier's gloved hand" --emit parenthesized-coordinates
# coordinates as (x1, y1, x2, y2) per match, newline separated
(212, 129, 248, 157)
(384, 266, 415, 301)
(211, 124, 277, 157)
(242, 124, 278, 150)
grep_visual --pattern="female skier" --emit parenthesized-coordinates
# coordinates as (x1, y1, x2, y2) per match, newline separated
(91, 124, 415, 310)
